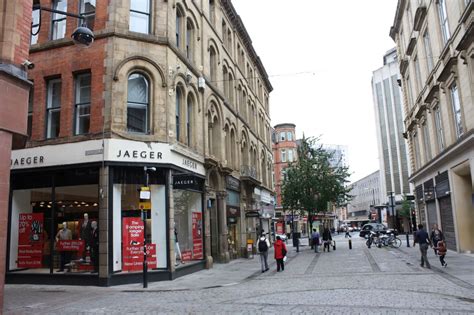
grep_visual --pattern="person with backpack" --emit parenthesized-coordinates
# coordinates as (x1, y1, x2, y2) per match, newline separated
(274, 235, 287, 272)
(257, 233, 270, 273)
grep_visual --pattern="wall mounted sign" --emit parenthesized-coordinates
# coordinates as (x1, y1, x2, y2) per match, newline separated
(173, 174, 202, 190)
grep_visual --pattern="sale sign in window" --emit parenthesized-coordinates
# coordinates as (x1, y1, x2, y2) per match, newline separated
(18, 213, 44, 268)
(122, 217, 157, 271)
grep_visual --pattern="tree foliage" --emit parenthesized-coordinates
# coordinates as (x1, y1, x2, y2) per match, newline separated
(281, 136, 351, 217)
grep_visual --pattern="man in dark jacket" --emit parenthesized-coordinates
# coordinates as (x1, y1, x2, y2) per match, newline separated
(322, 227, 332, 252)
(413, 224, 431, 268)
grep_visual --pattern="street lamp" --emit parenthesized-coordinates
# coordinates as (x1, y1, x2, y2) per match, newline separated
(31, 4, 95, 47)
(388, 191, 396, 229)
(141, 166, 156, 288)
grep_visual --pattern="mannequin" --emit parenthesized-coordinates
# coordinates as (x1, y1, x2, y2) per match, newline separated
(79, 213, 92, 260)
(55, 221, 72, 272)
(174, 223, 184, 266)
(90, 221, 99, 273)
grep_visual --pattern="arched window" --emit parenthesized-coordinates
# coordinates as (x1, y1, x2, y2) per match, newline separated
(227, 72, 234, 104)
(230, 129, 236, 169)
(127, 73, 149, 133)
(209, 46, 217, 81)
(176, 6, 185, 49)
(209, 0, 215, 25)
(175, 85, 184, 142)
(186, 94, 194, 147)
(186, 19, 194, 62)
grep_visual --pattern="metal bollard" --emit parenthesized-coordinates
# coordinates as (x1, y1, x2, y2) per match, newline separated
(406, 232, 410, 247)
(348, 239, 352, 250)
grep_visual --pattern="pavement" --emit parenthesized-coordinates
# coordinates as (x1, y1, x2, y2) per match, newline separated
(4, 233, 474, 314)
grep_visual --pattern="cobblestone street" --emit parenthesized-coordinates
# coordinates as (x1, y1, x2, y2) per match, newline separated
(4, 235, 474, 314)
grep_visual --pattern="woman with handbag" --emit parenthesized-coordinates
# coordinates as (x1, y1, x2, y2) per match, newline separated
(274, 235, 287, 272)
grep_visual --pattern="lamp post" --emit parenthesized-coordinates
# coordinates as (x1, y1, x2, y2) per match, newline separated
(388, 191, 396, 229)
(142, 166, 156, 289)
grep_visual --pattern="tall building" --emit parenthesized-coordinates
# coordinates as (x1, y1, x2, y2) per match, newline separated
(346, 171, 382, 228)
(272, 123, 297, 217)
(390, 0, 473, 252)
(0, 0, 32, 308)
(371, 48, 410, 205)
(6, 0, 273, 286)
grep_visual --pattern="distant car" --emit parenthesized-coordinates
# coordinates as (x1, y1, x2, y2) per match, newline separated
(276, 234, 287, 242)
(359, 223, 387, 238)
(348, 227, 354, 232)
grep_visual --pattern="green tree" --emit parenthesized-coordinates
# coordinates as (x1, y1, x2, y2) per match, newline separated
(281, 136, 351, 234)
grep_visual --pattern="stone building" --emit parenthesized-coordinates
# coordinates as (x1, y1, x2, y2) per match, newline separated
(0, 0, 33, 308)
(390, 0, 473, 252)
(6, 0, 272, 286)
(346, 171, 382, 228)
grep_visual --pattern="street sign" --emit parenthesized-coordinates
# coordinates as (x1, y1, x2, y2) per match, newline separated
(139, 186, 151, 210)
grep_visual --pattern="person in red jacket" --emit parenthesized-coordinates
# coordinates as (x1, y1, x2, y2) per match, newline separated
(274, 235, 287, 272)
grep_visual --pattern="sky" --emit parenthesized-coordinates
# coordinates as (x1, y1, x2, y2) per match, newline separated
(232, 0, 399, 183)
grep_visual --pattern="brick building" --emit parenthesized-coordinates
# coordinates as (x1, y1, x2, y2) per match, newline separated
(6, 0, 273, 286)
(0, 0, 32, 308)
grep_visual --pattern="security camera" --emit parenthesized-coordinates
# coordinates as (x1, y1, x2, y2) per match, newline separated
(71, 26, 94, 47)
(144, 166, 157, 172)
(22, 60, 34, 69)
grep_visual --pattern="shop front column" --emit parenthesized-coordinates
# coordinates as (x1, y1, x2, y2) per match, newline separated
(0, 131, 13, 311)
(204, 190, 213, 268)
(98, 166, 109, 279)
(217, 191, 229, 263)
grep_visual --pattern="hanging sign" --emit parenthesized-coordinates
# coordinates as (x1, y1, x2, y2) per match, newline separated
(122, 217, 144, 271)
(18, 213, 44, 268)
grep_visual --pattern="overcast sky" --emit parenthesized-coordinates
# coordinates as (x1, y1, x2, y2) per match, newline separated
(232, 0, 399, 183)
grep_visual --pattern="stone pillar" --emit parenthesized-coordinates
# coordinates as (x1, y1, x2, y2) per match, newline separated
(98, 166, 109, 279)
(0, 131, 13, 311)
(217, 191, 229, 263)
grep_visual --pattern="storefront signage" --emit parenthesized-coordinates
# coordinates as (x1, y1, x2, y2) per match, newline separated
(11, 139, 206, 175)
(57, 240, 85, 252)
(226, 176, 240, 191)
(116, 150, 163, 160)
(260, 190, 273, 204)
(18, 213, 44, 268)
(11, 156, 44, 167)
(245, 211, 260, 218)
(192, 212, 203, 259)
(173, 175, 201, 190)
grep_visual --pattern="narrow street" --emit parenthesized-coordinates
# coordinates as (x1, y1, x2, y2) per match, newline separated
(5, 234, 474, 314)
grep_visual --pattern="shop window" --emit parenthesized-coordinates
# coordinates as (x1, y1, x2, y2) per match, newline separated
(9, 184, 99, 274)
(130, 0, 150, 34)
(46, 78, 62, 139)
(127, 73, 149, 133)
(51, 0, 67, 40)
(74, 73, 91, 135)
(112, 167, 167, 272)
(173, 188, 203, 264)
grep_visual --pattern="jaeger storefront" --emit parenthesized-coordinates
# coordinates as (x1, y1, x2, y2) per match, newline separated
(7, 139, 206, 286)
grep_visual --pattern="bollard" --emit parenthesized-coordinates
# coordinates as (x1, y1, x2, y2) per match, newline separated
(406, 232, 410, 247)
(348, 239, 352, 250)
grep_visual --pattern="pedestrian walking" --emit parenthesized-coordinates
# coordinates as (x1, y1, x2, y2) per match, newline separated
(413, 224, 431, 269)
(435, 239, 448, 267)
(257, 233, 270, 273)
(274, 235, 287, 272)
(322, 227, 332, 252)
(311, 229, 320, 253)
(345, 227, 351, 238)
(430, 224, 444, 255)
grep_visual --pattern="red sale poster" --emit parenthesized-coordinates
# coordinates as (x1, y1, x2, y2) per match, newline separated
(18, 213, 44, 268)
(192, 212, 203, 259)
(122, 217, 157, 271)
(122, 217, 144, 271)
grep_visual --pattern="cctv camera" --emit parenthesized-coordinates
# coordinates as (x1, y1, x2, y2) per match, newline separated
(71, 26, 94, 47)
(22, 60, 34, 70)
